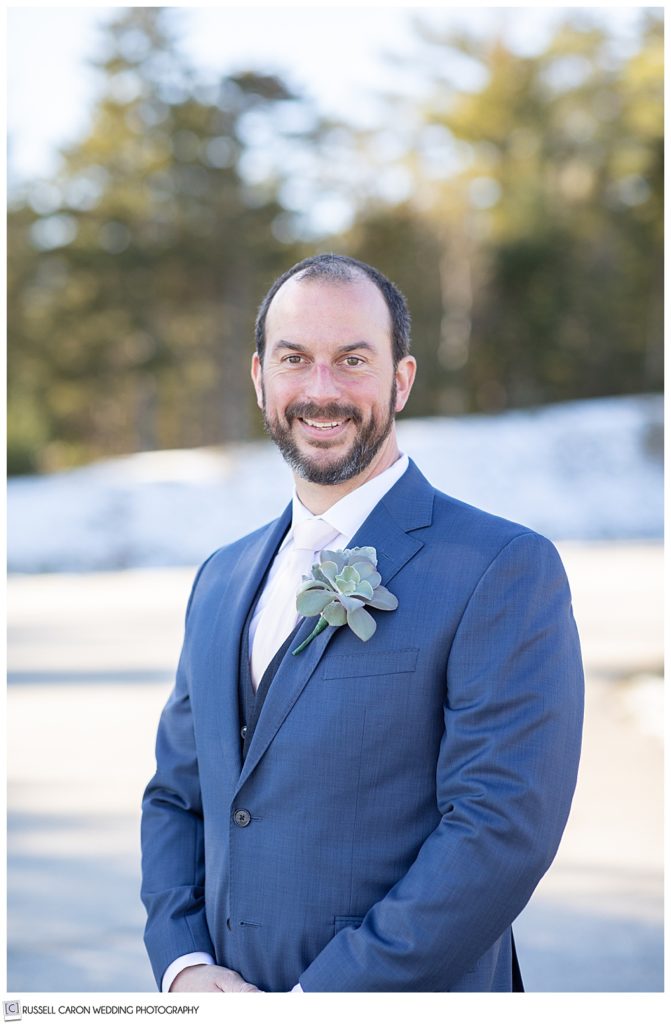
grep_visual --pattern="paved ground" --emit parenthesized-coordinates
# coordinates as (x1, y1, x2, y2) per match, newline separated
(6, 543, 664, 992)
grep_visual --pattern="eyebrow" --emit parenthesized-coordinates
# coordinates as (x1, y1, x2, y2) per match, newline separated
(273, 340, 375, 355)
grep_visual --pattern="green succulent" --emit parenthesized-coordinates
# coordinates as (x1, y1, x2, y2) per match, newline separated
(292, 546, 398, 655)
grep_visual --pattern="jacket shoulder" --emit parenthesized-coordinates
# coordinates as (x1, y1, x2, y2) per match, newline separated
(184, 514, 287, 619)
(399, 458, 545, 547)
(433, 487, 535, 541)
(427, 484, 563, 570)
(203, 516, 283, 569)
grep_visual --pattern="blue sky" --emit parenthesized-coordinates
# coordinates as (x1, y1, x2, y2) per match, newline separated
(7, 4, 648, 187)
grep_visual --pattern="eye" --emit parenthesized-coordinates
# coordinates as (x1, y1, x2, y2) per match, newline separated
(342, 355, 364, 367)
(283, 354, 305, 365)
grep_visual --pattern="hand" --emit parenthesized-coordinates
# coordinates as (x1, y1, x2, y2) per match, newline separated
(169, 964, 261, 992)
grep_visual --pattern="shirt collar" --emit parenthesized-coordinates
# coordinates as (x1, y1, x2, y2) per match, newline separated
(290, 453, 409, 544)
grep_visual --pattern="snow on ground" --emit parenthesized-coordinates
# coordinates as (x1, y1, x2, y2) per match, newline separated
(7, 394, 663, 573)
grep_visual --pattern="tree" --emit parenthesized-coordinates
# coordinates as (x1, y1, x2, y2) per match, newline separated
(342, 9, 663, 413)
(8, 7, 304, 471)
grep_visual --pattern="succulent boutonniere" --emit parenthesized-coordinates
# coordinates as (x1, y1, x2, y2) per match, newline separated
(292, 545, 398, 656)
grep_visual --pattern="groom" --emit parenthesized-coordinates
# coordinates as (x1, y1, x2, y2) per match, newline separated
(141, 253, 584, 992)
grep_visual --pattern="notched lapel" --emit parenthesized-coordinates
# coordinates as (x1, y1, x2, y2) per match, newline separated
(234, 461, 435, 794)
(352, 504, 424, 591)
(209, 505, 292, 780)
(346, 459, 434, 589)
(235, 610, 336, 794)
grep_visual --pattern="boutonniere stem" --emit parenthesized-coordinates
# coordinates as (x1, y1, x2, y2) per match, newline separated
(291, 616, 330, 656)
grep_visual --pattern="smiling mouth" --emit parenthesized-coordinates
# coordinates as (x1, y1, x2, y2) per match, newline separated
(300, 417, 349, 430)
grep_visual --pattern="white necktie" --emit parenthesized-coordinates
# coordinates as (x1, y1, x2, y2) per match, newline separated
(250, 517, 340, 690)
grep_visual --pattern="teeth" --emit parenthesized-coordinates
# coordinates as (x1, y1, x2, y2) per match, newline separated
(304, 419, 343, 429)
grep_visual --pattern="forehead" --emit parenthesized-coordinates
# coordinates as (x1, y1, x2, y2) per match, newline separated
(264, 273, 392, 350)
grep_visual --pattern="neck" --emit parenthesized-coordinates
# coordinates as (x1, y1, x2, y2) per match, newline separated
(294, 430, 401, 515)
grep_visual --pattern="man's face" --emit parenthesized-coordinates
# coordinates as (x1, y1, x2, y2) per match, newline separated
(251, 275, 415, 486)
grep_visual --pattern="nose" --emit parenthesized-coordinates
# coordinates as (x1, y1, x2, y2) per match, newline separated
(304, 361, 342, 402)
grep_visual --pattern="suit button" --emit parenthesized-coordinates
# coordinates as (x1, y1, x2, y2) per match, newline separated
(233, 808, 251, 828)
(240, 725, 247, 739)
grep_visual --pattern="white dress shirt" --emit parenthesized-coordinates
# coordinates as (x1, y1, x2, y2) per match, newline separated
(162, 453, 409, 993)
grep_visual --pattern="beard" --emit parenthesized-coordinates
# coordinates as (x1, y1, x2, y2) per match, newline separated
(262, 382, 397, 486)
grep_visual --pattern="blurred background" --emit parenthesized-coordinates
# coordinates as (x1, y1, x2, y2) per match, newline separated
(6, 4, 663, 995)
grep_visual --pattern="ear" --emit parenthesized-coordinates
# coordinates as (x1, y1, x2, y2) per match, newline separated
(393, 356, 417, 413)
(251, 352, 264, 410)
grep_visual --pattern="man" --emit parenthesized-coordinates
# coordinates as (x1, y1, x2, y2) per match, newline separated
(141, 253, 584, 993)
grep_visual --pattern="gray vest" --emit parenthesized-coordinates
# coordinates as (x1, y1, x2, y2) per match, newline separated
(238, 597, 303, 763)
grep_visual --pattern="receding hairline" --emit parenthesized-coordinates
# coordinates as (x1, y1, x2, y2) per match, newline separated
(274, 263, 380, 294)
(265, 265, 393, 322)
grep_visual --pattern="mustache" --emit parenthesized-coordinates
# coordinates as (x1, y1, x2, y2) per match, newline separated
(284, 401, 363, 425)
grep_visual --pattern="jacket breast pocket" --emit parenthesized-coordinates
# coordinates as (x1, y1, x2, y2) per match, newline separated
(323, 647, 419, 680)
(333, 915, 364, 936)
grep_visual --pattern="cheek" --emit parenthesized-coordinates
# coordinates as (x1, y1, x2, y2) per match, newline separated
(358, 380, 394, 414)
(340, 372, 387, 400)
(261, 376, 294, 416)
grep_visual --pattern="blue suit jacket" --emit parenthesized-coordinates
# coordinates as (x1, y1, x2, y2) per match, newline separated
(141, 460, 583, 991)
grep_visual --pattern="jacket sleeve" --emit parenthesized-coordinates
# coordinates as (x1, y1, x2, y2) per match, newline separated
(299, 531, 584, 991)
(140, 556, 218, 990)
